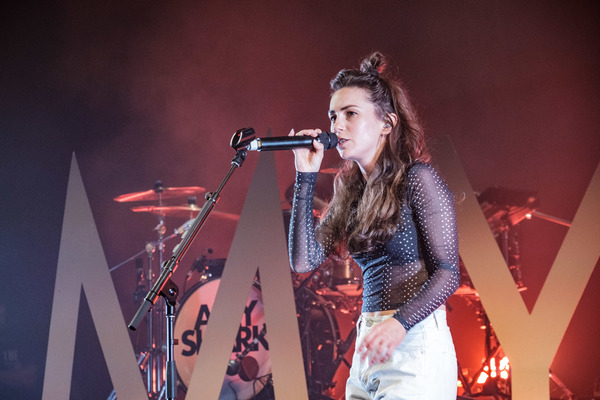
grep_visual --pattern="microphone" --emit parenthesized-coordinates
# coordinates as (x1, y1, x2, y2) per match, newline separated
(246, 131, 338, 151)
(226, 356, 260, 381)
(226, 324, 266, 379)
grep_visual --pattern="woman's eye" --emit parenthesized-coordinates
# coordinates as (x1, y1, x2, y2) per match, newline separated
(329, 115, 337, 122)
(346, 111, 356, 117)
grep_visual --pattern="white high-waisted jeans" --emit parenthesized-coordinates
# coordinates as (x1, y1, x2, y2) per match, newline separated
(346, 309, 457, 400)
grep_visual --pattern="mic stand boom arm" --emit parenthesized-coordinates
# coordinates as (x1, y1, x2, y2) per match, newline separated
(128, 146, 248, 330)
(127, 141, 248, 400)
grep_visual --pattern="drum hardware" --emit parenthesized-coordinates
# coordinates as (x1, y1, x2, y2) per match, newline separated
(294, 285, 339, 399)
(109, 206, 196, 398)
(112, 181, 191, 397)
(332, 258, 363, 296)
(294, 282, 365, 400)
(113, 181, 205, 203)
(456, 187, 572, 398)
(477, 186, 540, 291)
(185, 251, 211, 292)
(106, 350, 152, 400)
(131, 197, 240, 221)
(290, 260, 364, 399)
(321, 325, 356, 393)
(108, 218, 193, 274)
(133, 257, 146, 303)
(183, 255, 227, 293)
(454, 187, 540, 302)
(298, 258, 363, 322)
(454, 257, 479, 297)
(477, 186, 539, 231)
(528, 210, 571, 227)
(251, 374, 274, 400)
(124, 130, 252, 400)
(316, 258, 362, 298)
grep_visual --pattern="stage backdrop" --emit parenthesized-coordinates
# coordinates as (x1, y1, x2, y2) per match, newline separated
(1, 1, 599, 399)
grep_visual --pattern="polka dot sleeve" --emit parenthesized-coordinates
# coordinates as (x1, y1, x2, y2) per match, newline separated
(392, 164, 460, 330)
(288, 172, 328, 273)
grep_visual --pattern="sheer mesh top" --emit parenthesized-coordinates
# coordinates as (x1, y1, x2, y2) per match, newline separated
(288, 163, 459, 330)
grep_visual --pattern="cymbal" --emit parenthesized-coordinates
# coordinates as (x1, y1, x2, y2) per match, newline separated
(131, 205, 240, 221)
(114, 186, 205, 202)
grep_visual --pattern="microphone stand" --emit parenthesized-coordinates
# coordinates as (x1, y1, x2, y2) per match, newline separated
(129, 129, 253, 400)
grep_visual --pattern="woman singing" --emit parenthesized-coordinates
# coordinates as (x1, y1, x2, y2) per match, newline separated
(288, 52, 459, 399)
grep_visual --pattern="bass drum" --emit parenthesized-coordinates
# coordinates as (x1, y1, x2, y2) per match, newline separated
(174, 278, 271, 400)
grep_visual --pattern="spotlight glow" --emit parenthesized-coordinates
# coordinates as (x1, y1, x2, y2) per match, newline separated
(476, 356, 511, 385)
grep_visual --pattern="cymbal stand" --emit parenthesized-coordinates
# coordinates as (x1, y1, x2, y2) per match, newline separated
(463, 213, 520, 397)
(136, 189, 198, 399)
(145, 180, 167, 398)
(109, 207, 193, 399)
(129, 135, 250, 400)
(467, 312, 509, 398)
(495, 216, 526, 291)
(109, 227, 185, 273)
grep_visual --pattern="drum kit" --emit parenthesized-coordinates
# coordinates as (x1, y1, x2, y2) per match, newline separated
(108, 180, 363, 400)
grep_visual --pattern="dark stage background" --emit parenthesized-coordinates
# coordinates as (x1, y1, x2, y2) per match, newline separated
(1, 1, 599, 399)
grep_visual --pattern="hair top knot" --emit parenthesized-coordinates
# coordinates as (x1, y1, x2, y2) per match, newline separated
(360, 52, 387, 77)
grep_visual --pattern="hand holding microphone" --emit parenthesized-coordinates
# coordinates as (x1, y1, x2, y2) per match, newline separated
(230, 127, 337, 173)
(245, 129, 337, 152)
(287, 129, 329, 173)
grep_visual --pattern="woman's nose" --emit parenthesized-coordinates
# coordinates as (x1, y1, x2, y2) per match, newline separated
(331, 119, 344, 133)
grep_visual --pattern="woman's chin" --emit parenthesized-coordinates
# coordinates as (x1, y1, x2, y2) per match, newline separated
(336, 148, 351, 160)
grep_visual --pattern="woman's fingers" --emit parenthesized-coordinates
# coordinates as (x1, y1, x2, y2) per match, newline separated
(289, 128, 325, 173)
(292, 128, 322, 137)
(358, 318, 407, 365)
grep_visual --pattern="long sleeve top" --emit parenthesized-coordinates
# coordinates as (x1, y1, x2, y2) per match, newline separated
(288, 163, 460, 330)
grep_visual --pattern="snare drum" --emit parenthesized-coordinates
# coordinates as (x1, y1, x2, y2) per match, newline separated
(174, 278, 271, 399)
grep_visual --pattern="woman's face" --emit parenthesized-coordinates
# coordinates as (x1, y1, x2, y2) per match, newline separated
(329, 86, 388, 175)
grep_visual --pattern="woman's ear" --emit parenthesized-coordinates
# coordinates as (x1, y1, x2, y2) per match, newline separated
(382, 113, 398, 135)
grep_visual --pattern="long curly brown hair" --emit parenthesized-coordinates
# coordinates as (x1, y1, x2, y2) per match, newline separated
(318, 52, 430, 255)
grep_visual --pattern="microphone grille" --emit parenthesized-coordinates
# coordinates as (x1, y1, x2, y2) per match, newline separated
(320, 132, 338, 150)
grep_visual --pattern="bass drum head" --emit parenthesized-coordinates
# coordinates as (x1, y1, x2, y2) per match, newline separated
(174, 279, 271, 400)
